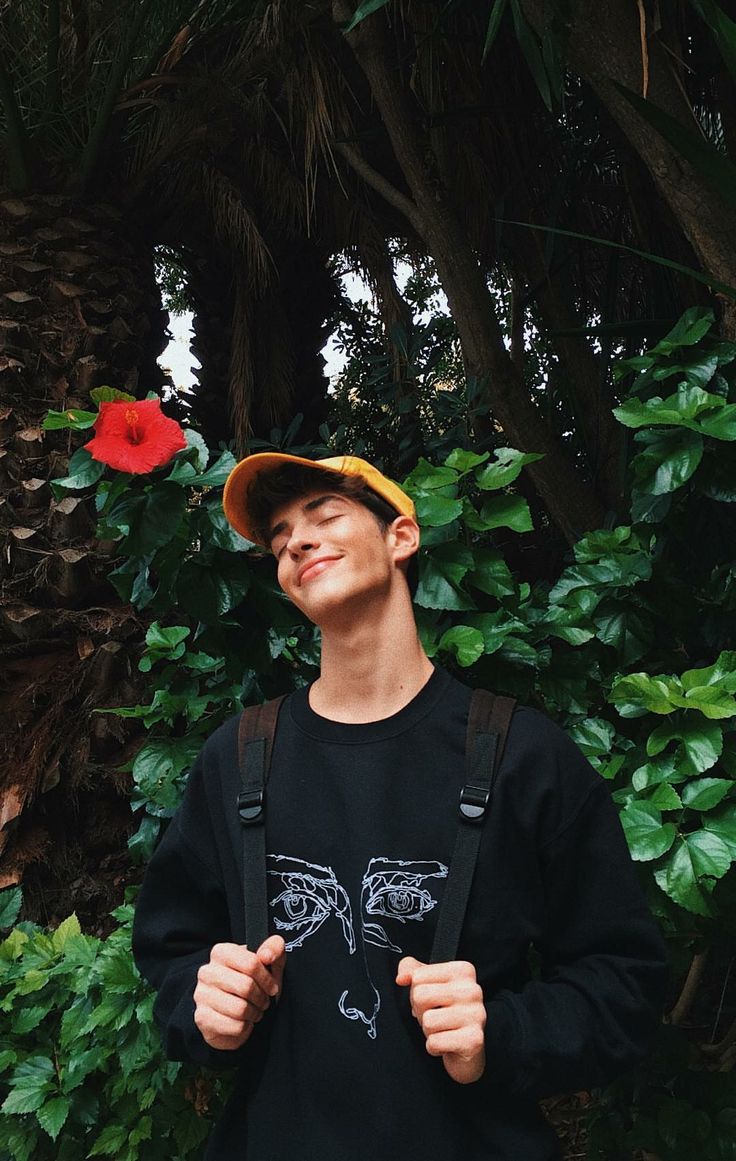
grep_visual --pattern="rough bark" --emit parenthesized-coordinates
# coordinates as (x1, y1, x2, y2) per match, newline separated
(520, 0, 736, 333)
(335, 3, 606, 543)
(0, 193, 166, 925)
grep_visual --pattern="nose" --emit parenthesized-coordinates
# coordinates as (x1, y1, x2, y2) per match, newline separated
(285, 520, 319, 557)
(338, 979, 381, 1040)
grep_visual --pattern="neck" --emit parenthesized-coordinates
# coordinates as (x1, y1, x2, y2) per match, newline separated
(309, 588, 433, 724)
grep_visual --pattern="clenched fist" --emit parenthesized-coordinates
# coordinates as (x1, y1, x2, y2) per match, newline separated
(194, 935, 286, 1050)
(396, 957, 486, 1084)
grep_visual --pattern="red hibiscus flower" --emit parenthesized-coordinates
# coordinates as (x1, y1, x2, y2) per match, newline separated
(84, 399, 187, 474)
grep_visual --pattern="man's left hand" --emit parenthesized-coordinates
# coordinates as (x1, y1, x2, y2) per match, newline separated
(396, 957, 486, 1084)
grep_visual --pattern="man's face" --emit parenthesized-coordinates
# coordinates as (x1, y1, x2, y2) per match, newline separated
(269, 490, 395, 625)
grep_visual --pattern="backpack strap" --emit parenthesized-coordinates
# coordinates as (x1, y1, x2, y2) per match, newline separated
(429, 689, 516, 964)
(237, 696, 286, 950)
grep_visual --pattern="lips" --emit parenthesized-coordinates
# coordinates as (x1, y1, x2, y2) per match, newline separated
(297, 556, 341, 586)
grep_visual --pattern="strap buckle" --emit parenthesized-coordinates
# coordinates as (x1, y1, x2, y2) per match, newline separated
(237, 789, 264, 825)
(459, 783, 490, 823)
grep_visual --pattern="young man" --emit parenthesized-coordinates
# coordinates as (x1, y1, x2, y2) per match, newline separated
(133, 453, 667, 1161)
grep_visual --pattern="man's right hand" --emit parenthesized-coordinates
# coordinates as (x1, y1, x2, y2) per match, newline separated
(194, 935, 286, 1050)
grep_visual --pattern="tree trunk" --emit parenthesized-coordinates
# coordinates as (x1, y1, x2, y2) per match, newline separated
(0, 193, 167, 927)
(334, 4, 607, 544)
(520, 0, 736, 334)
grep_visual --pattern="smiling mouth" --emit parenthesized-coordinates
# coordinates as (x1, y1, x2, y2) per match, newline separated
(298, 557, 340, 586)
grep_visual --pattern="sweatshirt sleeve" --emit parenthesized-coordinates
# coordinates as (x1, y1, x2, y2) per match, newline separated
(132, 745, 247, 1070)
(483, 747, 668, 1100)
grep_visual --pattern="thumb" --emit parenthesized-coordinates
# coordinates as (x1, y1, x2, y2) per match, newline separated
(257, 935, 287, 993)
(396, 956, 421, 987)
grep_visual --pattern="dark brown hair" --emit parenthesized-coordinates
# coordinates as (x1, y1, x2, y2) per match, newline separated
(247, 463, 418, 594)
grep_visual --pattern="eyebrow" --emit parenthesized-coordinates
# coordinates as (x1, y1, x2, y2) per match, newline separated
(268, 493, 344, 545)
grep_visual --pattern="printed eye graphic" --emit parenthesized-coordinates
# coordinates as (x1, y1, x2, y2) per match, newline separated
(271, 885, 329, 940)
(267, 856, 356, 952)
(365, 884, 435, 922)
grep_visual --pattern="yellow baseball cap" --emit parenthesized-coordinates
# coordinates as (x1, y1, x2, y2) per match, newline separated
(222, 453, 416, 545)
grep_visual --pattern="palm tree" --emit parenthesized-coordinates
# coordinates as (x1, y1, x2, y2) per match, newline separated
(0, 0, 335, 921)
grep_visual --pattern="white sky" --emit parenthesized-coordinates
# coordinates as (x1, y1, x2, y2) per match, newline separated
(157, 264, 444, 395)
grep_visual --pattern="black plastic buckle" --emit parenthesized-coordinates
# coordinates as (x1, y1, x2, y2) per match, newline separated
(459, 783, 490, 823)
(237, 789, 264, 824)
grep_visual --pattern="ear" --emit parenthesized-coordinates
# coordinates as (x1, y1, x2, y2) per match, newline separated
(388, 515, 420, 565)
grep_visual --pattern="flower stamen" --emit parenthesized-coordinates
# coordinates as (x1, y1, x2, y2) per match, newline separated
(125, 408, 141, 445)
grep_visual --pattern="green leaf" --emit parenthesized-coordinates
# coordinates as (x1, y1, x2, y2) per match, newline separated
(0, 886, 22, 928)
(50, 447, 106, 495)
(467, 548, 516, 598)
(654, 842, 713, 915)
(343, 0, 390, 33)
(474, 447, 544, 490)
(414, 491, 464, 527)
(482, 0, 509, 61)
(90, 386, 136, 405)
(131, 736, 199, 813)
(438, 626, 485, 667)
(404, 459, 459, 491)
(177, 559, 250, 622)
(672, 684, 736, 719)
(444, 449, 489, 471)
(648, 783, 683, 810)
(592, 607, 651, 662)
(124, 483, 187, 556)
(415, 544, 476, 611)
(565, 718, 615, 761)
(182, 428, 209, 472)
(550, 553, 651, 603)
(655, 829, 732, 913)
(36, 1095, 71, 1140)
(144, 622, 190, 652)
(42, 408, 97, 431)
(478, 493, 533, 533)
(681, 651, 736, 692)
(609, 672, 681, 717)
(82, 991, 135, 1034)
(647, 719, 723, 772)
(631, 428, 704, 495)
(614, 386, 736, 439)
(51, 913, 81, 953)
(195, 449, 239, 488)
(2, 1057, 55, 1116)
(620, 802, 677, 861)
(680, 778, 733, 811)
(101, 949, 141, 992)
(632, 755, 681, 790)
(510, 0, 552, 109)
(685, 828, 733, 878)
(205, 503, 253, 551)
(88, 1123, 129, 1156)
(703, 804, 736, 856)
(165, 458, 198, 484)
(697, 405, 736, 439)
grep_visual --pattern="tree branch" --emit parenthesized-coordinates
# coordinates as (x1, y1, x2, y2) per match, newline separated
(333, 141, 424, 232)
(669, 950, 708, 1026)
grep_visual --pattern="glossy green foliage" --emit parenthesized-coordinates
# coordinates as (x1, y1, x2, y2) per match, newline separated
(4, 307, 735, 1159)
(0, 905, 229, 1161)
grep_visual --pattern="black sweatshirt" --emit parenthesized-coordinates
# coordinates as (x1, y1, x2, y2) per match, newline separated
(133, 668, 667, 1161)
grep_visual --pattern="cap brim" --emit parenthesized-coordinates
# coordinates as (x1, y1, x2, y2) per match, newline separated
(222, 453, 415, 546)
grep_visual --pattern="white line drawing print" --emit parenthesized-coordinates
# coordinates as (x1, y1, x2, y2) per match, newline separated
(361, 859, 448, 954)
(267, 855, 355, 951)
(268, 854, 448, 1039)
